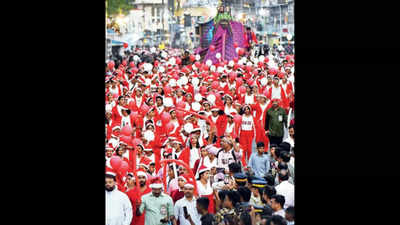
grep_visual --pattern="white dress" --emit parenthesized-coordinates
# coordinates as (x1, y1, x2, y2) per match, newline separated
(196, 180, 213, 196)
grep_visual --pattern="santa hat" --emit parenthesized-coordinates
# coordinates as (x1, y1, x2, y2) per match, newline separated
(136, 168, 148, 179)
(136, 144, 144, 150)
(198, 164, 210, 175)
(106, 167, 117, 177)
(210, 106, 219, 112)
(149, 177, 163, 189)
(178, 173, 190, 183)
(202, 101, 210, 106)
(143, 148, 153, 152)
(145, 123, 155, 129)
(257, 94, 268, 99)
(139, 157, 151, 169)
(112, 125, 121, 131)
(184, 114, 192, 121)
(242, 104, 252, 111)
(183, 176, 195, 189)
(190, 128, 201, 134)
(106, 143, 114, 151)
(271, 98, 280, 103)
(224, 94, 233, 100)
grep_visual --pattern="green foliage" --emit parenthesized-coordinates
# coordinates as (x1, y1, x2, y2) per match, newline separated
(106, 0, 134, 17)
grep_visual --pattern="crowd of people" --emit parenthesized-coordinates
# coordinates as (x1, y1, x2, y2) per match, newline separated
(105, 43, 295, 225)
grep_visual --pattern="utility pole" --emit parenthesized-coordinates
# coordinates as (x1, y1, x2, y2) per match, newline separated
(279, 4, 281, 38)
(162, 0, 165, 32)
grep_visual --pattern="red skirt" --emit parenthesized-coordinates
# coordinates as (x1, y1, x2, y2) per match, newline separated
(202, 193, 215, 214)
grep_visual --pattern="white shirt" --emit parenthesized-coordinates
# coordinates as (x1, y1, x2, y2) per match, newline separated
(174, 197, 202, 225)
(220, 82, 227, 88)
(275, 180, 295, 209)
(225, 122, 235, 135)
(121, 115, 132, 128)
(224, 105, 237, 115)
(196, 180, 213, 195)
(122, 151, 130, 160)
(259, 103, 268, 121)
(241, 115, 254, 131)
(271, 85, 282, 100)
(109, 86, 119, 96)
(109, 138, 119, 149)
(156, 105, 164, 114)
(283, 136, 295, 148)
(273, 209, 286, 218)
(211, 115, 218, 124)
(203, 156, 217, 169)
(135, 96, 142, 108)
(189, 147, 200, 169)
(244, 94, 254, 104)
(106, 187, 133, 225)
(145, 153, 155, 164)
(217, 149, 236, 171)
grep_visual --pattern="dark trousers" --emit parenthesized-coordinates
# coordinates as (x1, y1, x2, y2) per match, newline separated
(269, 135, 283, 146)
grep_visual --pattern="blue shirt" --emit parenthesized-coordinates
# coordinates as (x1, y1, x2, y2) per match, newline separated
(248, 153, 270, 178)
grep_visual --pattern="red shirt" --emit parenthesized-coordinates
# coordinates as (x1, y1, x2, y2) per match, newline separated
(126, 186, 152, 225)
(170, 189, 185, 204)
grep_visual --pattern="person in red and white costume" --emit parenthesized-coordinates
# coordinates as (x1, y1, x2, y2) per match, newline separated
(126, 168, 152, 225)
(106, 110, 113, 141)
(193, 146, 208, 178)
(121, 108, 134, 129)
(196, 165, 215, 213)
(281, 72, 294, 106)
(202, 101, 212, 117)
(183, 93, 194, 111)
(135, 144, 147, 169)
(108, 79, 122, 97)
(167, 109, 183, 137)
(223, 95, 237, 115)
(208, 107, 227, 139)
(239, 105, 256, 162)
(171, 140, 190, 166)
(253, 94, 272, 127)
(118, 141, 131, 161)
(244, 85, 256, 105)
(174, 89, 186, 105)
(224, 114, 238, 139)
(129, 88, 146, 113)
(111, 96, 127, 124)
(108, 125, 121, 149)
(170, 173, 189, 203)
(105, 144, 114, 168)
(142, 147, 155, 164)
(187, 134, 201, 170)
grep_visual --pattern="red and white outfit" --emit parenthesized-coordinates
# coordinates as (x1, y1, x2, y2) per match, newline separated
(239, 114, 256, 161)
(196, 165, 215, 213)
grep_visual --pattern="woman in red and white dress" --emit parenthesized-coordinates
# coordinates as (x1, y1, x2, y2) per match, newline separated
(193, 146, 209, 178)
(202, 101, 212, 117)
(224, 114, 238, 139)
(244, 85, 256, 105)
(167, 109, 183, 137)
(239, 105, 256, 162)
(188, 135, 201, 170)
(224, 95, 237, 115)
(196, 165, 215, 213)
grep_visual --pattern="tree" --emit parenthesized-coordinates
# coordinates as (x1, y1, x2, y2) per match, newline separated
(106, 0, 134, 17)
